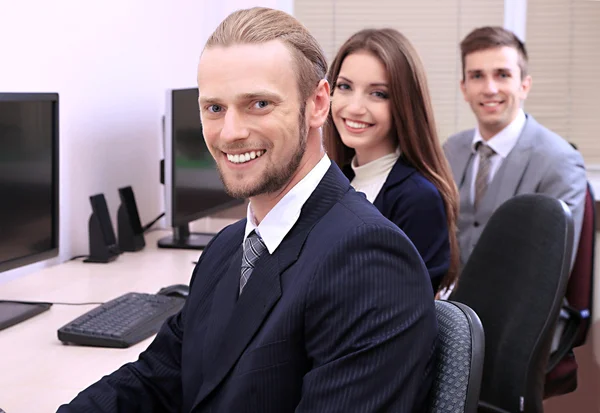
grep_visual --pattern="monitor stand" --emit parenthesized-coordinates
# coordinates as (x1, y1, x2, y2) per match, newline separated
(157, 224, 215, 250)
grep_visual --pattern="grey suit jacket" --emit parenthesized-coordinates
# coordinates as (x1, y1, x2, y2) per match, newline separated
(443, 114, 586, 267)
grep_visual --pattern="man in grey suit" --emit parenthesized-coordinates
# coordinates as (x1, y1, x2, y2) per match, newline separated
(444, 26, 586, 269)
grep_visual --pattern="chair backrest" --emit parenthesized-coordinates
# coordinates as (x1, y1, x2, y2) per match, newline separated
(450, 194, 574, 413)
(427, 300, 484, 413)
(544, 182, 596, 398)
(567, 182, 596, 346)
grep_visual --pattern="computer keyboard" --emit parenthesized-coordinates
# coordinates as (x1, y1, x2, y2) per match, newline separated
(57, 292, 185, 348)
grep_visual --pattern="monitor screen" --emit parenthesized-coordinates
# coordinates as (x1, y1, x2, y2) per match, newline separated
(169, 88, 241, 227)
(0, 93, 59, 272)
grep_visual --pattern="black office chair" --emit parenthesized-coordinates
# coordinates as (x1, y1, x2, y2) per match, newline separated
(544, 182, 596, 398)
(450, 194, 574, 413)
(427, 300, 485, 413)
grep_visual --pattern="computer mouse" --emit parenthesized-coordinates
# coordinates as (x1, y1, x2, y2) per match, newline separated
(157, 284, 189, 299)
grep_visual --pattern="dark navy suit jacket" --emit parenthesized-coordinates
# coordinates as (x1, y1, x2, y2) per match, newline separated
(58, 163, 437, 413)
(344, 156, 451, 292)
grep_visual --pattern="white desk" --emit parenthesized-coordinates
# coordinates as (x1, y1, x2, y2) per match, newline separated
(0, 223, 234, 413)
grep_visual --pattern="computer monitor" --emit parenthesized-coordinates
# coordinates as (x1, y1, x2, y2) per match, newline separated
(158, 88, 243, 250)
(0, 93, 59, 273)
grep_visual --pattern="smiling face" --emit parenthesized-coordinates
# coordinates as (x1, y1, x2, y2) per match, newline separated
(461, 46, 532, 140)
(331, 51, 395, 165)
(197, 40, 311, 200)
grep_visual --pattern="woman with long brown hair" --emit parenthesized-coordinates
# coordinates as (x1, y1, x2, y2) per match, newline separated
(324, 28, 459, 294)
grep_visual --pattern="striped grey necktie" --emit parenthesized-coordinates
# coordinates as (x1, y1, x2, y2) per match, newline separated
(474, 142, 496, 210)
(240, 230, 267, 295)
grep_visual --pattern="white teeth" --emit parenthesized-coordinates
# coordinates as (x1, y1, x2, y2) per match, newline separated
(345, 120, 370, 129)
(227, 150, 264, 164)
(483, 102, 500, 107)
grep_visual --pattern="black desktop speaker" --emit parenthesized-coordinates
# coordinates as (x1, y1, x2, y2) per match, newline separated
(84, 193, 120, 263)
(117, 186, 146, 252)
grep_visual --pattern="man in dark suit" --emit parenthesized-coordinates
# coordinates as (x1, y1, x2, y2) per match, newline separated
(58, 7, 437, 413)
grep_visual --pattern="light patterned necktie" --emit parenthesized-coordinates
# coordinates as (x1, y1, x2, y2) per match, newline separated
(474, 142, 496, 210)
(240, 230, 267, 295)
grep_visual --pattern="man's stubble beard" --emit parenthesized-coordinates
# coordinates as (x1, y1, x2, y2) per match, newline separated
(216, 103, 308, 199)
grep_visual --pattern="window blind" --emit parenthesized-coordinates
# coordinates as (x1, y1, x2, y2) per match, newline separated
(294, 0, 504, 141)
(526, 0, 600, 165)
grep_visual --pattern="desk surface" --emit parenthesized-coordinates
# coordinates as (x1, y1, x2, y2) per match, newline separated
(0, 225, 234, 413)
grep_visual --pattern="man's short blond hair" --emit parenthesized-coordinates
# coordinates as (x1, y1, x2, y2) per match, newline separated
(205, 7, 327, 103)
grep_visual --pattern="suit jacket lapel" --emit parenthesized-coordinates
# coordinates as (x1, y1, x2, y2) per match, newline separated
(201, 241, 244, 374)
(478, 115, 538, 213)
(193, 162, 351, 410)
(195, 249, 283, 408)
(373, 156, 416, 210)
(451, 134, 475, 188)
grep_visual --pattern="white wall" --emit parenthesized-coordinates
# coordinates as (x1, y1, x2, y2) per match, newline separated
(201, 0, 292, 33)
(0, 0, 293, 283)
(503, 0, 527, 41)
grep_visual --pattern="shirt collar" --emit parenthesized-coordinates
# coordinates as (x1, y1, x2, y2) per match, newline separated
(244, 154, 331, 254)
(471, 109, 526, 158)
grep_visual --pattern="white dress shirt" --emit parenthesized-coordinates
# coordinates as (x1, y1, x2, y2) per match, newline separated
(469, 109, 526, 205)
(350, 149, 400, 203)
(244, 154, 331, 254)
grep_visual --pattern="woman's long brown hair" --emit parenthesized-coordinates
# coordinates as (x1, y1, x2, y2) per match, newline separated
(323, 28, 460, 291)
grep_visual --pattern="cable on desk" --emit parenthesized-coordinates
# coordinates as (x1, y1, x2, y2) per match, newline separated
(0, 299, 104, 306)
(69, 254, 89, 261)
(143, 212, 165, 233)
